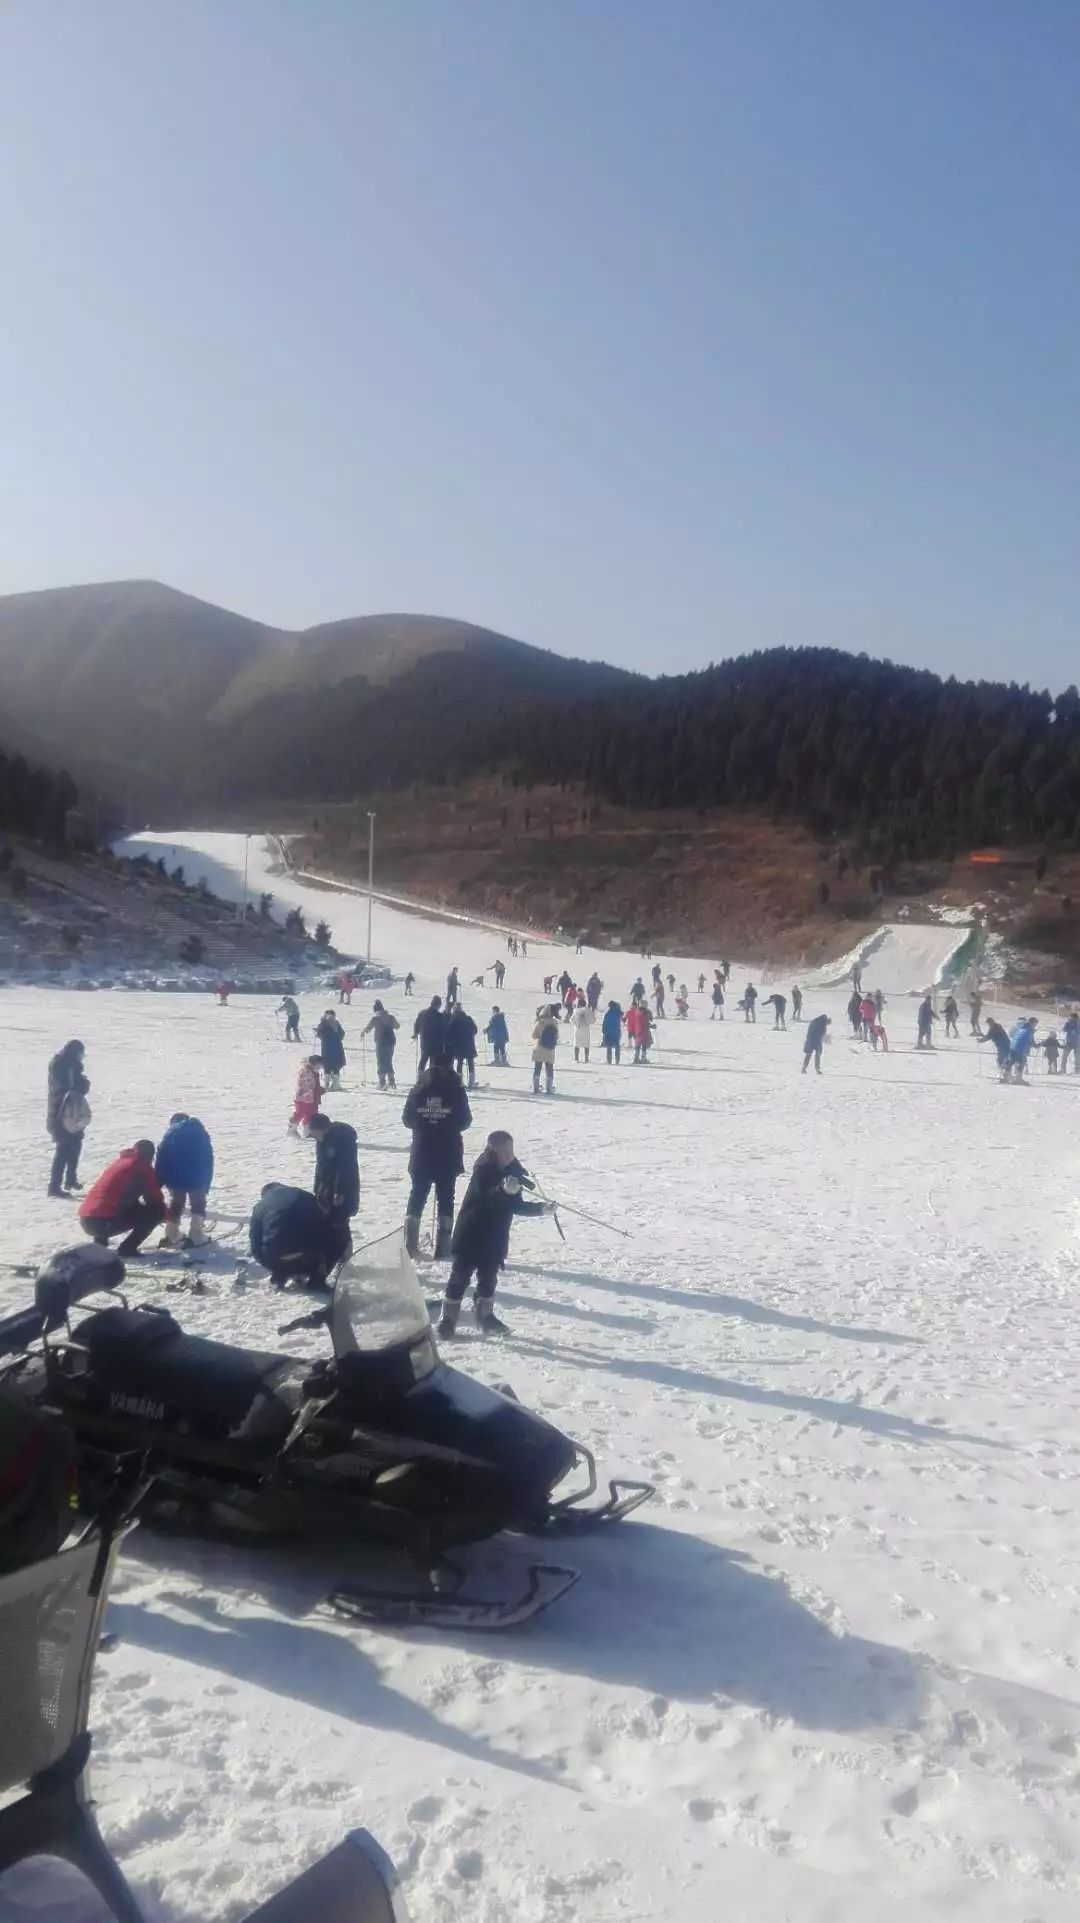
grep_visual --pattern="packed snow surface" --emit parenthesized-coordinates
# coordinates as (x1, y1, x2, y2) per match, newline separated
(3, 831, 1079, 1922)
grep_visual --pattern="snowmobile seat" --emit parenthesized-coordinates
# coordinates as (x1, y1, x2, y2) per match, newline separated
(73, 1307, 295, 1436)
(242, 1828, 408, 1922)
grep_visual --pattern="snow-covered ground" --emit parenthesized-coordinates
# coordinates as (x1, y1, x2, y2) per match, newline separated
(4, 832, 1080, 1923)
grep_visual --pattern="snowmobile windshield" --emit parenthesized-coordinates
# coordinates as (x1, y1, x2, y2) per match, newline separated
(331, 1242, 433, 1364)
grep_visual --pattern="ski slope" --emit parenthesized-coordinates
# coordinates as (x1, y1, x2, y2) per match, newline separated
(3, 833, 1079, 1923)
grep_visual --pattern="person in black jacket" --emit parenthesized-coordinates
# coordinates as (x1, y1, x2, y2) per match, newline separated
(248, 1182, 348, 1290)
(401, 1056, 472, 1258)
(413, 996, 447, 1073)
(446, 1004, 479, 1088)
(801, 1013, 830, 1074)
(437, 1131, 554, 1337)
(315, 1009, 347, 1089)
(307, 1115, 360, 1249)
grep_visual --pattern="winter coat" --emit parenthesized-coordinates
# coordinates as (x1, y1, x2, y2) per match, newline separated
(711, 983, 724, 1007)
(155, 1117, 214, 1194)
(402, 1066, 472, 1177)
(315, 1015, 347, 1073)
(450, 1150, 545, 1270)
(485, 1012, 509, 1049)
(413, 1003, 448, 1058)
(314, 1120, 360, 1216)
(572, 1007, 595, 1044)
(363, 1010, 399, 1060)
(804, 1015, 829, 1051)
(79, 1148, 164, 1226)
(532, 1016, 560, 1064)
(626, 1005, 652, 1044)
(1064, 1016, 1079, 1044)
(47, 1046, 87, 1138)
(295, 1060, 322, 1106)
(446, 1009, 478, 1062)
(586, 976, 602, 1008)
(981, 1020, 1011, 1065)
(917, 1000, 936, 1032)
(1009, 1020, 1036, 1062)
(249, 1184, 346, 1270)
(601, 1004, 623, 1047)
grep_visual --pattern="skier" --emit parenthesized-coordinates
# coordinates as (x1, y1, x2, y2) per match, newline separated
(494, 959, 506, 990)
(868, 1017, 889, 1052)
(404, 971, 415, 997)
(697, 974, 706, 994)
(1006, 1016, 1038, 1083)
(630, 976, 647, 1006)
(446, 966, 460, 1006)
(859, 995, 877, 1040)
(801, 1013, 830, 1074)
(446, 1003, 479, 1089)
(485, 1007, 509, 1066)
(362, 1001, 400, 1089)
(763, 993, 787, 1030)
(413, 995, 447, 1073)
(155, 1113, 214, 1249)
(1062, 1011, 1080, 1073)
(791, 984, 803, 1022)
(916, 996, 937, 1050)
(969, 990, 983, 1036)
(586, 971, 603, 1011)
(531, 1006, 561, 1095)
(602, 1000, 623, 1064)
(289, 1056, 323, 1135)
(851, 963, 863, 995)
(572, 1000, 595, 1062)
(337, 970, 355, 1006)
(79, 1141, 167, 1255)
(979, 1017, 1012, 1077)
(402, 1055, 472, 1258)
(277, 995, 301, 1042)
(627, 1000, 654, 1064)
(214, 981, 233, 1007)
(847, 989, 864, 1037)
(249, 1182, 348, 1291)
(710, 977, 725, 1021)
(943, 995, 960, 1039)
(653, 980, 666, 1020)
(435, 1130, 555, 1337)
(741, 983, 758, 1024)
(315, 1009, 347, 1090)
(46, 1038, 90, 1199)
(307, 1113, 360, 1241)
(1039, 1030, 1061, 1074)
(557, 969, 574, 1003)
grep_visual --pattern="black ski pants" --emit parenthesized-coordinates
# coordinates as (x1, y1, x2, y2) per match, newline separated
(83, 1196, 166, 1256)
(48, 1129, 84, 1193)
(802, 1044, 823, 1075)
(407, 1172, 457, 1220)
(376, 1047, 396, 1088)
(285, 1015, 301, 1041)
(445, 1257, 498, 1304)
(454, 1052, 477, 1087)
(744, 1005, 756, 1022)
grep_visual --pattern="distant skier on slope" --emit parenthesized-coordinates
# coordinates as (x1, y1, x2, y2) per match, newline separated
(969, 989, 983, 1035)
(277, 995, 301, 1042)
(763, 992, 787, 1030)
(711, 977, 725, 1021)
(697, 974, 706, 994)
(791, 985, 803, 1022)
(916, 996, 937, 1050)
(801, 1013, 830, 1074)
(404, 971, 415, 997)
(739, 983, 758, 1024)
(943, 994, 960, 1038)
(435, 1130, 555, 1338)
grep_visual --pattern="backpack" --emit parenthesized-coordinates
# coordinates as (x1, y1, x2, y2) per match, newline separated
(60, 1089, 91, 1134)
(540, 1022, 559, 1050)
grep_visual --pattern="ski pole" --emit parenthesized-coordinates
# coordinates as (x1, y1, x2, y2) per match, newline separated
(546, 1198, 631, 1239)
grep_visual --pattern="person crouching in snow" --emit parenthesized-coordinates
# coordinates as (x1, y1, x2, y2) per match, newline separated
(436, 1130, 556, 1337)
(531, 1007, 560, 1094)
(155, 1113, 214, 1249)
(289, 1056, 323, 1134)
(79, 1140, 167, 1255)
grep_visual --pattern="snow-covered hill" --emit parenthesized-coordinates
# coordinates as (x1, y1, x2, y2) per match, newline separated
(3, 835, 1079, 1922)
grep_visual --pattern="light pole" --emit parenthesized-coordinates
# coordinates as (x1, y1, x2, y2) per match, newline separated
(238, 831, 251, 921)
(366, 812, 376, 965)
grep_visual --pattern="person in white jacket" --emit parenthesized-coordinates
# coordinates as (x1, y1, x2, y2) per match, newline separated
(572, 1002, 595, 1063)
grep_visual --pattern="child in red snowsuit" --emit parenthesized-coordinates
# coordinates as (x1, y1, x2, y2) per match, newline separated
(290, 1057, 323, 1134)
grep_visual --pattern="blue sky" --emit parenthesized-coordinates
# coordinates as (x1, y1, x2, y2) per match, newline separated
(3, 1, 1079, 686)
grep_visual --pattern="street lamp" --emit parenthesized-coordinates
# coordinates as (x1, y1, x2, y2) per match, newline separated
(366, 812, 376, 965)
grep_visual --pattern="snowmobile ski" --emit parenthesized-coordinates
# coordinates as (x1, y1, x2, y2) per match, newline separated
(327, 1559, 580, 1631)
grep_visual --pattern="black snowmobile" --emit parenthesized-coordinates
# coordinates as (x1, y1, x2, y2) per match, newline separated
(0, 1242, 652, 1629)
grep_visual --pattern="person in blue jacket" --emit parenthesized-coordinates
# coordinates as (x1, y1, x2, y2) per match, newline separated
(155, 1112, 214, 1248)
(485, 1007, 510, 1066)
(1006, 1016, 1038, 1083)
(601, 1000, 623, 1065)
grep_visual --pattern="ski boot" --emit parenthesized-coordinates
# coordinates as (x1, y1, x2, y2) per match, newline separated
(159, 1219, 182, 1250)
(434, 1214, 454, 1260)
(404, 1215, 421, 1260)
(183, 1214, 209, 1249)
(436, 1298, 461, 1339)
(475, 1299, 511, 1337)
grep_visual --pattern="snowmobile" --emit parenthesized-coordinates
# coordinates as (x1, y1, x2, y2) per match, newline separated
(0, 1241, 653, 1630)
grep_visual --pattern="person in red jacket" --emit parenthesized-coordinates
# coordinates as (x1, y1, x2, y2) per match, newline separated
(79, 1141, 167, 1255)
(626, 1002, 654, 1064)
